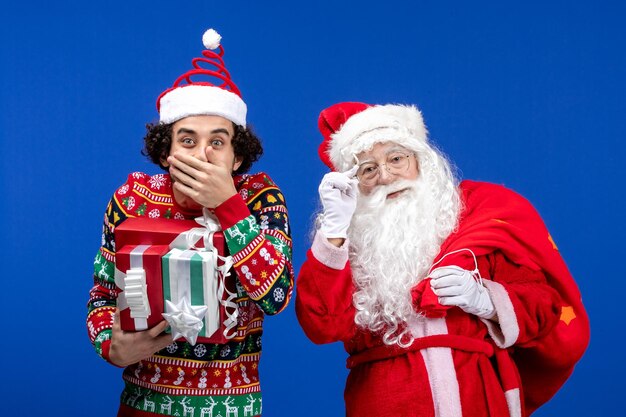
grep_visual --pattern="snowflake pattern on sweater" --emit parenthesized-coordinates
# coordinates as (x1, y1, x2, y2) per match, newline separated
(87, 171, 293, 417)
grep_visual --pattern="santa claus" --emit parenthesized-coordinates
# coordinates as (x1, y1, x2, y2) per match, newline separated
(296, 102, 589, 417)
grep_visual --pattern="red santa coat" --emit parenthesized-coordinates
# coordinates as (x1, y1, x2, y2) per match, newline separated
(296, 181, 588, 417)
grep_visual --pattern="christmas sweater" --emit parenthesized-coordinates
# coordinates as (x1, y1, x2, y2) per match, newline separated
(296, 181, 573, 417)
(87, 171, 293, 417)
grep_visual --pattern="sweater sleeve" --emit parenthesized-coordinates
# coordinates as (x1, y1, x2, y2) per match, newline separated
(295, 231, 357, 344)
(478, 251, 562, 349)
(213, 173, 293, 315)
(86, 177, 134, 365)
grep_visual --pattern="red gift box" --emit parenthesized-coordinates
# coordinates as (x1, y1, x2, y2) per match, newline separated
(114, 217, 235, 345)
(115, 217, 225, 252)
(115, 244, 170, 331)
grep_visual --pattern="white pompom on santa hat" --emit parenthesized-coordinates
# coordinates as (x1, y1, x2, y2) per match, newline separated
(157, 28, 247, 127)
(318, 102, 428, 172)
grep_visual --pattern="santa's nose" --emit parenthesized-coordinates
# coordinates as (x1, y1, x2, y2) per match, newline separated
(377, 167, 395, 185)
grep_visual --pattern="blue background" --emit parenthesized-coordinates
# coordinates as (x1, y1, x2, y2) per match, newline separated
(1, 1, 623, 415)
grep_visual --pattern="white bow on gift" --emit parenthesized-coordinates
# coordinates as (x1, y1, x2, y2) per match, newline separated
(162, 298, 208, 346)
(162, 209, 239, 344)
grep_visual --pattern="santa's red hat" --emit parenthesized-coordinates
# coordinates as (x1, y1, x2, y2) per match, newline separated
(318, 102, 428, 171)
(157, 29, 247, 127)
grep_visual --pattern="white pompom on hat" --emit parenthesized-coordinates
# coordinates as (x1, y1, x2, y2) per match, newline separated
(318, 102, 428, 172)
(157, 28, 247, 127)
(202, 28, 222, 50)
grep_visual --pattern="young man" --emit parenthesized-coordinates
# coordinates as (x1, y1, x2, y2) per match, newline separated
(296, 102, 589, 417)
(87, 29, 293, 417)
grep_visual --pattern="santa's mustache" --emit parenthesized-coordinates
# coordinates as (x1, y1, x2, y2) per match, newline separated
(357, 179, 419, 210)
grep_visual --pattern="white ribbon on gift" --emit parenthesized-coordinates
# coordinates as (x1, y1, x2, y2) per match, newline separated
(169, 209, 222, 252)
(114, 245, 152, 331)
(191, 209, 239, 340)
(216, 255, 238, 340)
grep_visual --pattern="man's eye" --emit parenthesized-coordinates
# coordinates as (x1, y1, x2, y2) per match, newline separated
(211, 139, 224, 147)
(181, 138, 194, 145)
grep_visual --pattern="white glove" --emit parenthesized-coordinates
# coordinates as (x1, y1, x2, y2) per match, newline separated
(318, 166, 359, 239)
(429, 265, 496, 319)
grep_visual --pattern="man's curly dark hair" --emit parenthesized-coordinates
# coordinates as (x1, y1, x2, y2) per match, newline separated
(142, 121, 263, 175)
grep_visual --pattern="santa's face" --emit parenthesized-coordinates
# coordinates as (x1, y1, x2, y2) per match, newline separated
(356, 142, 419, 197)
(348, 141, 461, 346)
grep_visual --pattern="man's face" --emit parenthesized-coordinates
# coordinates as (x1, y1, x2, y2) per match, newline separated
(355, 142, 419, 197)
(162, 114, 242, 171)
(162, 115, 242, 210)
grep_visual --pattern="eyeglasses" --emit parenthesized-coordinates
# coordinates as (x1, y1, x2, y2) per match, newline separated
(355, 152, 414, 186)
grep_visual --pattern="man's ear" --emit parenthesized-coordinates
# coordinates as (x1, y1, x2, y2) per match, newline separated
(233, 155, 243, 172)
(160, 153, 170, 168)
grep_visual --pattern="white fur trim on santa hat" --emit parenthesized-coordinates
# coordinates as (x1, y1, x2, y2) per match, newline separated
(159, 84, 247, 127)
(329, 104, 428, 172)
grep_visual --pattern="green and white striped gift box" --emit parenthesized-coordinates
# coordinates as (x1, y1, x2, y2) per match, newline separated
(162, 248, 221, 342)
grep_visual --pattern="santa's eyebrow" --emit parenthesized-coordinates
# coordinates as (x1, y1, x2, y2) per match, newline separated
(384, 146, 410, 154)
(357, 157, 376, 165)
(356, 146, 410, 164)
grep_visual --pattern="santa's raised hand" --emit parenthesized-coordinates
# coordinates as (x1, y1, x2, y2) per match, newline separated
(318, 165, 359, 240)
(167, 146, 239, 209)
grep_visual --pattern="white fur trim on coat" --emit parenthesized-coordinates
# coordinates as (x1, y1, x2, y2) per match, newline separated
(329, 104, 427, 172)
(311, 230, 350, 270)
(409, 317, 463, 417)
(480, 280, 520, 348)
(159, 84, 247, 127)
(505, 388, 522, 417)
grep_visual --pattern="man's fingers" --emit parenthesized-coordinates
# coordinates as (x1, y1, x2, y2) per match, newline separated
(168, 153, 207, 180)
(204, 147, 230, 170)
(170, 150, 232, 181)
(150, 320, 174, 350)
(112, 309, 122, 331)
(170, 165, 199, 188)
(172, 181, 196, 201)
(155, 333, 174, 349)
(172, 152, 205, 169)
(147, 320, 170, 338)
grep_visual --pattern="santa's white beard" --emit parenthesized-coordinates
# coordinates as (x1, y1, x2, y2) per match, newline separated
(348, 176, 460, 347)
